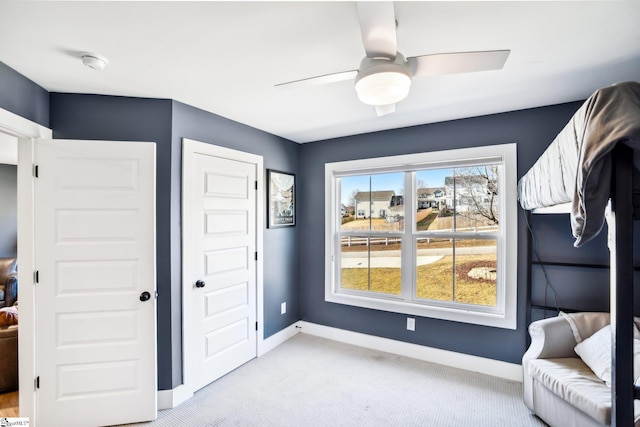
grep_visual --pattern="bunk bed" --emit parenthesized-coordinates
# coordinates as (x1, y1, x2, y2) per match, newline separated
(518, 81, 640, 427)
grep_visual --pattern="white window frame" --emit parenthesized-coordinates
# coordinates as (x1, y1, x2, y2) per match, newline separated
(324, 143, 517, 329)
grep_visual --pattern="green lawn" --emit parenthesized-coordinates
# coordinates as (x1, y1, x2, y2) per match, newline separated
(341, 254, 497, 306)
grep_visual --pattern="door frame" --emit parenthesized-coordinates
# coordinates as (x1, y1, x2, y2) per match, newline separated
(181, 138, 265, 399)
(0, 107, 52, 424)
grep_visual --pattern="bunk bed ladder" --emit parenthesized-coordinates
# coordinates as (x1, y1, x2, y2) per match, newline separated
(610, 143, 635, 427)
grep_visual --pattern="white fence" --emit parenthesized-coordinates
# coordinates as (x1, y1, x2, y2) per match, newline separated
(341, 236, 401, 247)
(340, 225, 497, 247)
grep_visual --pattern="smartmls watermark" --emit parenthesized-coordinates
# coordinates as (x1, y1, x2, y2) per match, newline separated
(0, 418, 29, 427)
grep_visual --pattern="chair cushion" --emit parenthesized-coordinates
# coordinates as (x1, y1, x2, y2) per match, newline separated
(560, 311, 611, 343)
(528, 357, 612, 425)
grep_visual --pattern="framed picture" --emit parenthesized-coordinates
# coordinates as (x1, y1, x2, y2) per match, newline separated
(268, 169, 295, 227)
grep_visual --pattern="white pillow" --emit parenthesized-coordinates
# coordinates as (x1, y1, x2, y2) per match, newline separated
(574, 324, 640, 385)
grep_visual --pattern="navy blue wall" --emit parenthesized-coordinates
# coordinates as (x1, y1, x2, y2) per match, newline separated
(528, 213, 640, 322)
(298, 102, 588, 364)
(47, 94, 300, 389)
(172, 101, 300, 338)
(0, 164, 17, 257)
(0, 62, 49, 128)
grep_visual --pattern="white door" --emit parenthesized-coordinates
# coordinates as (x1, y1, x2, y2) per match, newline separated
(184, 141, 258, 391)
(34, 139, 157, 426)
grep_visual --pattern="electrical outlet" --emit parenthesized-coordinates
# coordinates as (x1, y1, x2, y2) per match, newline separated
(407, 317, 415, 331)
(281, 302, 286, 315)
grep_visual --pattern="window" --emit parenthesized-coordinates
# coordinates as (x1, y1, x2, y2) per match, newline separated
(325, 144, 517, 329)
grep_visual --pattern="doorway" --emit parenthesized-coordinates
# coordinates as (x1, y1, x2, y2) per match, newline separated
(0, 131, 18, 417)
(181, 139, 264, 397)
(0, 107, 52, 423)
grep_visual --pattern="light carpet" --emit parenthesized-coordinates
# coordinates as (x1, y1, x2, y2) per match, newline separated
(124, 333, 546, 427)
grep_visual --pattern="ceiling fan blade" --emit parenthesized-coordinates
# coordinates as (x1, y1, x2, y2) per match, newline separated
(357, 2, 397, 58)
(375, 104, 395, 116)
(408, 50, 510, 78)
(275, 70, 357, 89)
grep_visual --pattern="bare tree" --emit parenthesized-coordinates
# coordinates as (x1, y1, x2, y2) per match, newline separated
(452, 166, 499, 225)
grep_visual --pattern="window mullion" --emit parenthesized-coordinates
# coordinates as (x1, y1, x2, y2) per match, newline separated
(401, 171, 414, 301)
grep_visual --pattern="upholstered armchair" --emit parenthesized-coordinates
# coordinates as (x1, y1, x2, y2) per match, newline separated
(0, 257, 17, 308)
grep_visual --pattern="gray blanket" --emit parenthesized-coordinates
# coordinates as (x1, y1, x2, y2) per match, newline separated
(518, 81, 640, 247)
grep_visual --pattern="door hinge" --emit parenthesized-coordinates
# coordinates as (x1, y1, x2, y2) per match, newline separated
(255, 180, 258, 190)
(34, 270, 39, 283)
(34, 164, 39, 177)
(35, 376, 40, 389)
(255, 322, 258, 331)
(255, 252, 258, 261)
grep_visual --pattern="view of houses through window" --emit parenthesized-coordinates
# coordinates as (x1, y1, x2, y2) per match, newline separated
(339, 165, 499, 307)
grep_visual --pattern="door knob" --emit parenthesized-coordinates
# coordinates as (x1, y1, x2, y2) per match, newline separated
(139, 291, 151, 302)
(195, 280, 206, 288)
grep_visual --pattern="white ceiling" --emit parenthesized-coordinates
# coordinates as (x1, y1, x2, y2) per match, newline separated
(1, 1, 639, 143)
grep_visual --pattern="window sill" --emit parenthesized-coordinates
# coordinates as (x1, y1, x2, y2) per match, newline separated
(325, 291, 516, 330)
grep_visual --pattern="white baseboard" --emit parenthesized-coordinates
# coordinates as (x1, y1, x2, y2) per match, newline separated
(259, 322, 301, 356)
(296, 321, 523, 382)
(158, 321, 521, 410)
(157, 383, 193, 411)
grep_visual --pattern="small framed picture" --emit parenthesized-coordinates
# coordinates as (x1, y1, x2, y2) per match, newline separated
(268, 170, 295, 227)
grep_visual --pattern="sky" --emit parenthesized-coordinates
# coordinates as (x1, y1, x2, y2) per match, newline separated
(340, 168, 454, 205)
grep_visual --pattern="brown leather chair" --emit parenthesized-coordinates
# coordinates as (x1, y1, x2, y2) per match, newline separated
(0, 257, 17, 308)
(0, 325, 18, 391)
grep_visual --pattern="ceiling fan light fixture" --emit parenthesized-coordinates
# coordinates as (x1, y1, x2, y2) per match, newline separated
(355, 71, 411, 106)
(354, 54, 412, 106)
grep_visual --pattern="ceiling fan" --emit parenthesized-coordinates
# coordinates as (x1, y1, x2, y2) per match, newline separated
(275, 2, 510, 116)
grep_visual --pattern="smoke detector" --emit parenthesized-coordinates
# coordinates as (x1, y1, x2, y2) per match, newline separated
(81, 53, 109, 71)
